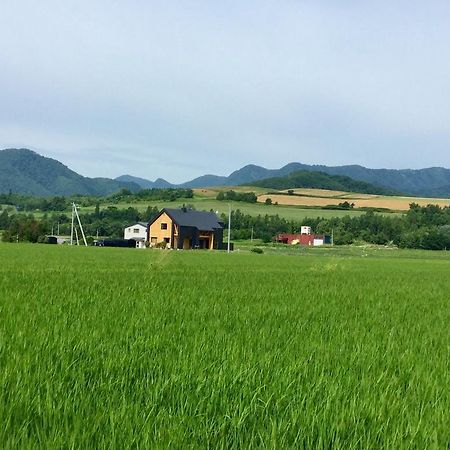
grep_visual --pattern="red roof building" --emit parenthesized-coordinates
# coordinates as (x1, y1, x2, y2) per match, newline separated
(274, 233, 328, 246)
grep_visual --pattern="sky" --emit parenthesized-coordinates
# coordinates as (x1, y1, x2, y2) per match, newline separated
(1, 0, 450, 183)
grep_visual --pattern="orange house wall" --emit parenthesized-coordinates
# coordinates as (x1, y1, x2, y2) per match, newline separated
(149, 212, 173, 245)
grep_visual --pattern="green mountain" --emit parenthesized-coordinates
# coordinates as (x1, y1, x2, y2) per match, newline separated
(3, 148, 450, 198)
(115, 174, 173, 189)
(119, 162, 450, 197)
(248, 170, 398, 195)
(0, 148, 139, 196)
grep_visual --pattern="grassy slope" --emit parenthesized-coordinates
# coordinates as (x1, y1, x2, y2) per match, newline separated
(8, 186, 402, 220)
(1, 244, 450, 447)
(105, 197, 369, 219)
(27, 198, 370, 221)
(89, 187, 398, 220)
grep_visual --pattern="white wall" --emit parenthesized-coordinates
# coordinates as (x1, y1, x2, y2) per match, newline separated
(301, 226, 311, 235)
(124, 224, 147, 241)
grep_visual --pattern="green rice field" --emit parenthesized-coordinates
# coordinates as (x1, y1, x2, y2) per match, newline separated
(1, 244, 450, 448)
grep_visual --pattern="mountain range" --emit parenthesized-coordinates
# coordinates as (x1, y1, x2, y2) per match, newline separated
(117, 162, 450, 197)
(1, 148, 450, 198)
(0, 148, 139, 196)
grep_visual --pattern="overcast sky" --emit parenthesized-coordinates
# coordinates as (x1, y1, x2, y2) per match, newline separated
(1, 1, 450, 182)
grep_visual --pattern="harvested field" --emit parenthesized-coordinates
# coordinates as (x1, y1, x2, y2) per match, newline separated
(194, 187, 449, 212)
(280, 188, 378, 199)
(259, 193, 450, 211)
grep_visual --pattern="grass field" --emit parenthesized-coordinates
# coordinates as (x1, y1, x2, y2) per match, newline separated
(88, 197, 370, 221)
(66, 185, 400, 219)
(1, 244, 450, 448)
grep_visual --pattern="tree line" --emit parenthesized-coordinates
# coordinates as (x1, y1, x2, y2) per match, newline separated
(218, 203, 450, 250)
(0, 206, 160, 243)
(1, 202, 450, 250)
(0, 188, 194, 212)
(216, 190, 257, 203)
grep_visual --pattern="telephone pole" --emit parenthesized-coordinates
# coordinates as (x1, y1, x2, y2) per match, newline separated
(227, 204, 231, 253)
(70, 203, 88, 246)
(70, 203, 75, 245)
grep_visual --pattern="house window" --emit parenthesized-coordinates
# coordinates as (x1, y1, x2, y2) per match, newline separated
(161, 223, 168, 230)
(151, 237, 157, 243)
(164, 238, 170, 243)
(133, 228, 140, 233)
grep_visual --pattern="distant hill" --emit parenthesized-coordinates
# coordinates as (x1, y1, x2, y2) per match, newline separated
(118, 162, 450, 197)
(282, 163, 450, 198)
(3, 148, 449, 198)
(115, 174, 173, 189)
(0, 148, 140, 196)
(248, 170, 397, 195)
(180, 174, 228, 188)
(214, 163, 450, 197)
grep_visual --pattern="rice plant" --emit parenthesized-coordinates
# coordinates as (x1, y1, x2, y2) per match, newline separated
(1, 244, 449, 448)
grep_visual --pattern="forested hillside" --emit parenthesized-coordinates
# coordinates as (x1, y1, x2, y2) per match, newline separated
(3, 148, 450, 197)
(118, 162, 450, 197)
(248, 170, 397, 195)
(0, 149, 139, 196)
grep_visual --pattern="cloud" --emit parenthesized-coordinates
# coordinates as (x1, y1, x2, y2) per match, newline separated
(1, 0, 449, 182)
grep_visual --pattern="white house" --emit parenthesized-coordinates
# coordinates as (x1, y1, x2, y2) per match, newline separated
(124, 222, 148, 248)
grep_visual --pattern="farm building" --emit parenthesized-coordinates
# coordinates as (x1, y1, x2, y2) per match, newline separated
(275, 227, 331, 246)
(148, 208, 224, 250)
(124, 222, 148, 248)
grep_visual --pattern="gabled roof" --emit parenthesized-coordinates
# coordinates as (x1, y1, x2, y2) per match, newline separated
(152, 208, 224, 231)
(126, 222, 148, 228)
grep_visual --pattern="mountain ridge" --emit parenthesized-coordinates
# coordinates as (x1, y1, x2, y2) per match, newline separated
(2, 148, 450, 198)
(0, 148, 140, 196)
(248, 170, 398, 195)
(117, 162, 450, 197)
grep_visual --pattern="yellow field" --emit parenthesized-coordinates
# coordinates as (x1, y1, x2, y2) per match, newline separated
(194, 186, 450, 212)
(280, 188, 379, 199)
(258, 190, 450, 211)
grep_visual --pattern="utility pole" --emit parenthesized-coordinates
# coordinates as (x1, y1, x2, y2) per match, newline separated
(70, 202, 88, 246)
(70, 203, 75, 245)
(227, 203, 231, 253)
(73, 203, 88, 246)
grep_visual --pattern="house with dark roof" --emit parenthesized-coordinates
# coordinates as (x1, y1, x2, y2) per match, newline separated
(148, 208, 224, 249)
